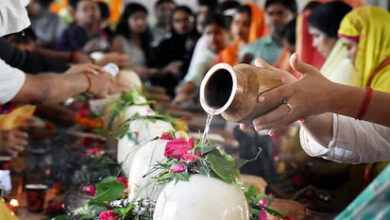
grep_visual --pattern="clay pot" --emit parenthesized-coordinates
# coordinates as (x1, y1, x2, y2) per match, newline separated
(200, 63, 282, 124)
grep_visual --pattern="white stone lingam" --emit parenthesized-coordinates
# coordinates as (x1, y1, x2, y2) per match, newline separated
(117, 119, 173, 175)
(128, 139, 168, 201)
(153, 174, 250, 220)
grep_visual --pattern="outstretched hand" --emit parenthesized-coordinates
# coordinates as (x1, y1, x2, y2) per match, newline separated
(250, 53, 336, 130)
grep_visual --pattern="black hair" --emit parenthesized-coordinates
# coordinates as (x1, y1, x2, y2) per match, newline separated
(198, 0, 218, 12)
(37, 0, 53, 9)
(281, 17, 296, 46)
(116, 3, 152, 59)
(303, 1, 322, 12)
(97, 2, 110, 20)
(216, 0, 240, 14)
(265, 0, 297, 14)
(202, 13, 227, 30)
(236, 5, 251, 18)
(172, 5, 193, 17)
(155, 0, 175, 9)
(308, 1, 352, 38)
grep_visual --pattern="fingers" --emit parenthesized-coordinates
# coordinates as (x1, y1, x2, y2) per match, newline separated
(87, 63, 105, 75)
(253, 103, 291, 130)
(255, 58, 278, 71)
(255, 58, 297, 84)
(258, 85, 289, 112)
(290, 53, 320, 76)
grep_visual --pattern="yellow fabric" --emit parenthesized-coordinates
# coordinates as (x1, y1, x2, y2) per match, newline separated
(320, 39, 354, 85)
(338, 6, 390, 92)
(0, 199, 19, 220)
(0, 105, 36, 130)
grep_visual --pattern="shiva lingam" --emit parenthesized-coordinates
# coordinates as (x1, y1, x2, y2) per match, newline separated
(200, 63, 282, 124)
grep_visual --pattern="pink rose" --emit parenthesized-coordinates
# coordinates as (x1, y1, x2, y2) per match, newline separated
(98, 210, 118, 220)
(258, 210, 269, 220)
(86, 147, 104, 156)
(85, 185, 96, 196)
(170, 164, 187, 173)
(160, 133, 174, 140)
(257, 199, 269, 207)
(146, 109, 155, 116)
(132, 132, 139, 137)
(117, 176, 128, 188)
(180, 153, 200, 162)
(164, 138, 194, 159)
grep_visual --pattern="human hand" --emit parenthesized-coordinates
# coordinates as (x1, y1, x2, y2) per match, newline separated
(162, 61, 182, 75)
(252, 53, 337, 130)
(97, 53, 132, 68)
(70, 51, 92, 64)
(172, 92, 193, 105)
(86, 72, 116, 98)
(0, 128, 28, 157)
(65, 63, 106, 75)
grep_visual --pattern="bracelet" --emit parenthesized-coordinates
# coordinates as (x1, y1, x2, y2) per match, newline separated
(355, 87, 373, 120)
(69, 51, 76, 62)
(82, 72, 92, 93)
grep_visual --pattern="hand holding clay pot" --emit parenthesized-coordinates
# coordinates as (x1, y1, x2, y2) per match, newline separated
(252, 54, 338, 130)
(199, 62, 283, 124)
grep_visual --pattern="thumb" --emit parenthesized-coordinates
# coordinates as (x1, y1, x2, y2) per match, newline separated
(290, 53, 320, 76)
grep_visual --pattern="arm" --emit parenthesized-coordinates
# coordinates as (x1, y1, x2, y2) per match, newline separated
(12, 73, 90, 104)
(0, 38, 70, 73)
(110, 37, 124, 54)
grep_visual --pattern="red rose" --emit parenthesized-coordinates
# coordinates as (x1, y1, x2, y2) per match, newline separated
(86, 147, 104, 156)
(180, 153, 200, 162)
(98, 210, 118, 220)
(85, 185, 96, 196)
(170, 164, 187, 173)
(164, 138, 194, 159)
(159, 133, 174, 140)
(116, 176, 128, 188)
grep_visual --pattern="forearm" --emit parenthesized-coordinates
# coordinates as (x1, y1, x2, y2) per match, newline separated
(300, 113, 334, 147)
(330, 84, 390, 127)
(33, 46, 72, 62)
(13, 74, 88, 104)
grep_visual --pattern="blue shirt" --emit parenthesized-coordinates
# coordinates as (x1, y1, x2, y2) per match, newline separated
(239, 35, 283, 65)
(56, 23, 89, 51)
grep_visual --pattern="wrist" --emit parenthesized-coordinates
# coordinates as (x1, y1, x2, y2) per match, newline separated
(81, 72, 92, 93)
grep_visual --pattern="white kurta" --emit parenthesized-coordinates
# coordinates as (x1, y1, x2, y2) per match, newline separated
(300, 114, 390, 163)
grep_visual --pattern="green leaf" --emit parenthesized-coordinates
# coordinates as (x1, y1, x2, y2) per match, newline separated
(52, 215, 75, 220)
(194, 140, 219, 155)
(74, 203, 106, 219)
(204, 149, 239, 183)
(261, 206, 284, 218)
(92, 176, 125, 203)
(173, 172, 190, 183)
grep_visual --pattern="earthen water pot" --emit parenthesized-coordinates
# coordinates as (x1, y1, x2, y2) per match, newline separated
(200, 63, 282, 124)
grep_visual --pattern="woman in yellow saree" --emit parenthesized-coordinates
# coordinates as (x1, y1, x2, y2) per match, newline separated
(216, 2, 268, 66)
(338, 6, 390, 93)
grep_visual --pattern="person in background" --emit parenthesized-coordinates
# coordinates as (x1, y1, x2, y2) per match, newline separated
(112, 3, 151, 69)
(216, 3, 268, 66)
(187, 0, 240, 89)
(240, 0, 296, 65)
(272, 17, 296, 75)
(173, 14, 228, 104)
(56, 0, 108, 52)
(27, 0, 66, 49)
(196, 0, 218, 35)
(150, 5, 200, 97)
(308, 1, 353, 85)
(97, 1, 115, 41)
(151, 0, 175, 47)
